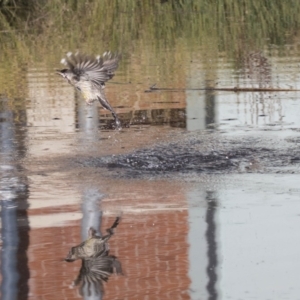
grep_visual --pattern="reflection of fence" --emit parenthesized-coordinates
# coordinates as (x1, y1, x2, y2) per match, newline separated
(98, 86, 187, 127)
(110, 108, 186, 127)
(27, 69, 187, 129)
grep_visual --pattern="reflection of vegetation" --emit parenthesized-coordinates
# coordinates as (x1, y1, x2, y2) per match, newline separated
(1, 0, 300, 105)
(1, 0, 300, 55)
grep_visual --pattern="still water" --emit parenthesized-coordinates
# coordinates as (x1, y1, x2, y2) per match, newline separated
(1, 5, 300, 300)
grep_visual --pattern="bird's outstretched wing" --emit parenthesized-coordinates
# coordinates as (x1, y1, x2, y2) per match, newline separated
(60, 52, 120, 86)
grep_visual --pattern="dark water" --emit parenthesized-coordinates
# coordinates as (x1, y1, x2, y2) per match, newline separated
(1, 2, 300, 300)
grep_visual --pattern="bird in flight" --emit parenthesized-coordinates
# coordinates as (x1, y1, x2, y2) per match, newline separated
(57, 51, 121, 128)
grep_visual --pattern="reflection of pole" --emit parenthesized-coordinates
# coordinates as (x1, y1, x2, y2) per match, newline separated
(188, 189, 219, 300)
(1, 200, 19, 300)
(0, 109, 29, 300)
(186, 87, 216, 131)
(77, 94, 103, 300)
(77, 94, 99, 136)
(205, 191, 218, 300)
(80, 188, 104, 300)
(186, 90, 206, 130)
(188, 189, 208, 299)
(81, 189, 103, 239)
(205, 89, 215, 127)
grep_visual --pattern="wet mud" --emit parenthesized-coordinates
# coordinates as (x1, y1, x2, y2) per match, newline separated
(78, 131, 300, 177)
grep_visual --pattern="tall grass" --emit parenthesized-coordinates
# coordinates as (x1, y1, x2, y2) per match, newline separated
(0, 0, 300, 113)
(0, 0, 300, 75)
(1, 0, 300, 53)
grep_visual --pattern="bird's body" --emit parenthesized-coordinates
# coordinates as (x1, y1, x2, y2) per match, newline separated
(57, 52, 121, 128)
(65, 216, 120, 262)
(64, 217, 123, 295)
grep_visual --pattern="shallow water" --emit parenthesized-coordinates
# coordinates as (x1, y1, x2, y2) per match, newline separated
(1, 6, 300, 300)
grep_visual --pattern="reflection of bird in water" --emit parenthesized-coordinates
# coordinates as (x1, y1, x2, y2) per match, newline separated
(65, 217, 120, 261)
(74, 254, 123, 296)
(65, 217, 123, 296)
(57, 51, 121, 128)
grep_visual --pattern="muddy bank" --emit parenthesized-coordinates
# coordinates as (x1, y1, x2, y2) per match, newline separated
(77, 132, 300, 177)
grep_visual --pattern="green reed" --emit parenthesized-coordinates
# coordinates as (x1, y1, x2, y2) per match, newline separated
(0, 0, 299, 114)
(1, 0, 300, 88)
(1, 0, 300, 53)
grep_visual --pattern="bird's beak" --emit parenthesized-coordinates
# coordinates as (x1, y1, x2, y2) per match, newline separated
(56, 70, 63, 76)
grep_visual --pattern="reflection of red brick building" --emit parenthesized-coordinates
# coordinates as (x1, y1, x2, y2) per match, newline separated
(21, 57, 191, 299)
(28, 225, 81, 299)
(27, 180, 191, 300)
(104, 212, 190, 300)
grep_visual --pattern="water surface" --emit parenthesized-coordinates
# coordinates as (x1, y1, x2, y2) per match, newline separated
(1, 2, 300, 300)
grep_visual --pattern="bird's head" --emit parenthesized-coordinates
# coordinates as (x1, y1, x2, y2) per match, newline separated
(56, 68, 69, 77)
(64, 246, 78, 262)
(56, 69, 78, 85)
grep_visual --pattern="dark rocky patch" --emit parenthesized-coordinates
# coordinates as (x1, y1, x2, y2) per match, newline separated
(77, 134, 300, 177)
